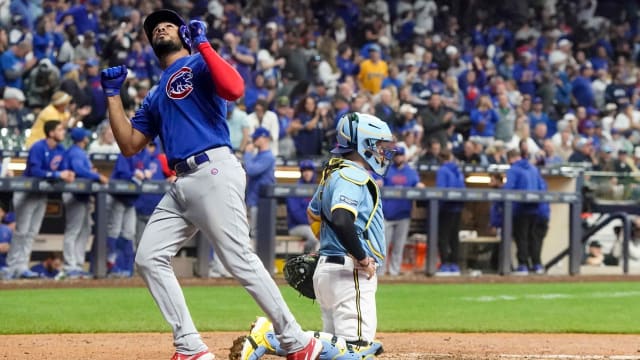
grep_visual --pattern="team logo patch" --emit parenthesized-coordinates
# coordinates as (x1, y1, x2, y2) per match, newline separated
(339, 195, 357, 207)
(210, 168, 219, 175)
(166, 67, 194, 99)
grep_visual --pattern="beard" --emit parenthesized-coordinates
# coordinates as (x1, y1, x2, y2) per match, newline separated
(152, 38, 183, 58)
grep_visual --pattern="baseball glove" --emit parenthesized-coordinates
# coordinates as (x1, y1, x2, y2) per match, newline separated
(283, 253, 319, 299)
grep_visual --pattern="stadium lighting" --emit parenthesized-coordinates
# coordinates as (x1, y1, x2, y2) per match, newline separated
(275, 169, 301, 179)
(465, 175, 491, 184)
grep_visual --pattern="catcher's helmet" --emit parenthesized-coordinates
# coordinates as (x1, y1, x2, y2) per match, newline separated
(331, 112, 395, 176)
(143, 9, 191, 53)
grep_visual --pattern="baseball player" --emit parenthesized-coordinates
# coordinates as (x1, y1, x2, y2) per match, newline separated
(0, 120, 75, 280)
(100, 9, 321, 360)
(286, 160, 319, 253)
(238, 112, 391, 360)
(59, 127, 109, 279)
(106, 150, 149, 277)
(244, 127, 276, 245)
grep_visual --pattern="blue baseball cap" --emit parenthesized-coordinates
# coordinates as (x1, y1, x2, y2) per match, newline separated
(394, 146, 406, 156)
(299, 159, 315, 171)
(251, 127, 271, 140)
(61, 62, 80, 77)
(70, 127, 91, 142)
(86, 58, 99, 67)
(2, 211, 15, 224)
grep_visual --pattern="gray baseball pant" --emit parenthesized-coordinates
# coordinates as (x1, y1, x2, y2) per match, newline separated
(6, 191, 48, 275)
(382, 218, 411, 276)
(107, 195, 136, 240)
(62, 193, 92, 272)
(134, 147, 310, 355)
(288, 224, 318, 253)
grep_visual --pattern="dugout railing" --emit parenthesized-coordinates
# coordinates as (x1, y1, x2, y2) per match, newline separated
(257, 182, 585, 277)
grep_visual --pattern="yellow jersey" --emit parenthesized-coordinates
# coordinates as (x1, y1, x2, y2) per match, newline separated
(357, 59, 388, 95)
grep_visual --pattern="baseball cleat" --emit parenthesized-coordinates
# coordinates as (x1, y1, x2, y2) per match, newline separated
(170, 350, 215, 360)
(239, 316, 283, 360)
(286, 337, 322, 360)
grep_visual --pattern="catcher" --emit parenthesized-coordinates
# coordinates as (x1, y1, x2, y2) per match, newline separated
(233, 112, 393, 360)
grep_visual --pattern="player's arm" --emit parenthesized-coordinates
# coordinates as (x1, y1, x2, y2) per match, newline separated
(189, 21, 244, 101)
(331, 208, 367, 262)
(101, 65, 150, 156)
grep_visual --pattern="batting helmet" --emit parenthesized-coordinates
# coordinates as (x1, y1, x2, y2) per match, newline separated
(143, 9, 191, 53)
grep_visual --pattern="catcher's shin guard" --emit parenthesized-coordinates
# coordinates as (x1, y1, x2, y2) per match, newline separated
(350, 341, 384, 358)
(312, 332, 360, 360)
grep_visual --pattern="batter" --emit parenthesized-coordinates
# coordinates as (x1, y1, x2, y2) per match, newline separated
(100, 9, 321, 360)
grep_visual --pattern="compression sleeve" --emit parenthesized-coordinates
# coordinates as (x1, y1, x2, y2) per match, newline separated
(331, 208, 367, 261)
(197, 42, 244, 101)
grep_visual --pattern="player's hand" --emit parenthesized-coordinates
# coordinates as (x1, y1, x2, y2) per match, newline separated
(98, 174, 109, 184)
(59, 170, 75, 183)
(188, 20, 208, 49)
(357, 257, 377, 280)
(100, 65, 128, 97)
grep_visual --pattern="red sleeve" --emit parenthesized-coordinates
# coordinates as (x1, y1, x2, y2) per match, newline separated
(197, 42, 245, 101)
(157, 153, 175, 177)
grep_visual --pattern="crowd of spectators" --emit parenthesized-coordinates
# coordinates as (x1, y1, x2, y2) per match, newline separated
(1, 0, 640, 175)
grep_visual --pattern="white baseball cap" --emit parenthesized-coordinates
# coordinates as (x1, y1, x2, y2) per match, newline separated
(3, 87, 25, 102)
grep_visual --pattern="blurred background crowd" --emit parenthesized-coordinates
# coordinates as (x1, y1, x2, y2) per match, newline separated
(1, 0, 640, 170)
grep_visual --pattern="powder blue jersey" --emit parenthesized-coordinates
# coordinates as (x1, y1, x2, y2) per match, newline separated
(308, 160, 386, 264)
(131, 54, 230, 166)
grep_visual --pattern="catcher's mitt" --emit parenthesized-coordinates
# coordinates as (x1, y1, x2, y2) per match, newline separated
(283, 253, 319, 299)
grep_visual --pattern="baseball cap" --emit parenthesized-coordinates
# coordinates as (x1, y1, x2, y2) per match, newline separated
(368, 43, 381, 53)
(399, 103, 418, 114)
(70, 127, 91, 142)
(143, 9, 187, 43)
(589, 240, 602, 248)
(428, 62, 439, 70)
(533, 97, 542, 104)
(251, 127, 271, 140)
(601, 144, 613, 153)
(558, 38, 572, 47)
(86, 58, 99, 67)
(2, 211, 15, 224)
(576, 137, 591, 148)
(276, 96, 290, 107)
(3, 87, 25, 102)
(299, 159, 315, 171)
(61, 62, 80, 77)
(394, 146, 406, 156)
(445, 45, 458, 56)
(583, 120, 596, 129)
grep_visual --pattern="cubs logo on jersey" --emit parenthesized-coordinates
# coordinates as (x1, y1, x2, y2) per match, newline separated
(166, 67, 194, 99)
(50, 155, 63, 171)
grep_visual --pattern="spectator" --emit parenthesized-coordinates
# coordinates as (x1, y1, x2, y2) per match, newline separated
(88, 121, 120, 154)
(529, 97, 554, 136)
(486, 140, 507, 164)
(73, 30, 97, 65)
(568, 138, 597, 167)
(441, 75, 464, 113)
(571, 62, 595, 108)
(247, 99, 280, 157)
(256, 38, 285, 86)
(220, 32, 256, 87)
(512, 52, 538, 97)
(469, 94, 499, 146)
(226, 101, 250, 154)
(418, 139, 441, 165)
(435, 149, 465, 276)
(381, 62, 403, 91)
(25, 90, 74, 148)
(542, 139, 563, 166)
(1, 120, 74, 280)
(420, 92, 452, 149)
(291, 96, 324, 157)
(244, 127, 275, 245)
(531, 165, 550, 274)
(60, 127, 108, 279)
(494, 92, 517, 142)
(0, 35, 38, 89)
(357, 44, 388, 95)
(374, 88, 396, 126)
(0, 87, 30, 133)
(244, 72, 271, 114)
(380, 146, 423, 276)
(25, 58, 60, 109)
(0, 204, 13, 270)
(82, 58, 107, 128)
(285, 160, 318, 253)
